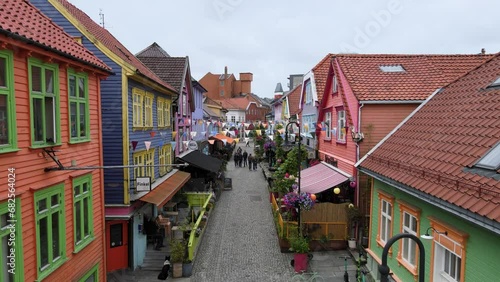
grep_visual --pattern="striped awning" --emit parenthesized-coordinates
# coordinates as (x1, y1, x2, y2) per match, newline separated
(300, 162, 349, 194)
(139, 171, 191, 208)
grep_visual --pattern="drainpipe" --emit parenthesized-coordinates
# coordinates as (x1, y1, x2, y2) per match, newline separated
(355, 103, 364, 207)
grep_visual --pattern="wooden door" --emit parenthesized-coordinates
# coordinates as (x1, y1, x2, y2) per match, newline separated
(106, 220, 128, 272)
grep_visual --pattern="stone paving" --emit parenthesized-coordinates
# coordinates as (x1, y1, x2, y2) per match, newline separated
(112, 141, 364, 281)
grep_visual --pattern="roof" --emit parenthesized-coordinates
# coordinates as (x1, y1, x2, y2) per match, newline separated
(301, 162, 349, 194)
(139, 171, 191, 208)
(220, 98, 247, 111)
(210, 133, 235, 144)
(203, 105, 220, 119)
(275, 82, 284, 93)
(332, 53, 494, 101)
(287, 83, 302, 115)
(358, 53, 500, 222)
(54, 0, 176, 92)
(311, 54, 331, 101)
(0, 0, 110, 71)
(136, 43, 187, 93)
(176, 150, 223, 173)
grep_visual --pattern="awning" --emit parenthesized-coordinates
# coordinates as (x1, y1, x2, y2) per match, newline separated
(300, 162, 349, 194)
(210, 133, 235, 144)
(177, 149, 222, 173)
(139, 171, 191, 208)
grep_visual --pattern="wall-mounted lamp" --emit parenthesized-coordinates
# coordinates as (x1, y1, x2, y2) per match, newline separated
(420, 227, 447, 240)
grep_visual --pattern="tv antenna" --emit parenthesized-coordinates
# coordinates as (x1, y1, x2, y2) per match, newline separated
(99, 9, 105, 28)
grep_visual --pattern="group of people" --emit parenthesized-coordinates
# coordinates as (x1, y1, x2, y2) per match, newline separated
(233, 147, 259, 170)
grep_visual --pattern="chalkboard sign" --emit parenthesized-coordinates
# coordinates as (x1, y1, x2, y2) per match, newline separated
(224, 177, 232, 190)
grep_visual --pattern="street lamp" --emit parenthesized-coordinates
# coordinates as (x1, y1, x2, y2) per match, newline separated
(379, 227, 447, 282)
(285, 121, 301, 236)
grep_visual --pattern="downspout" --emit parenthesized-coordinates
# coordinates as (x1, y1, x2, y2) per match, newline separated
(355, 102, 364, 206)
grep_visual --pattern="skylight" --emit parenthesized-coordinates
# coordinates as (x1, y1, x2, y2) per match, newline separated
(379, 65, 405, 73)
(488, 77, 500, 87)
(475, 142, 500, 170)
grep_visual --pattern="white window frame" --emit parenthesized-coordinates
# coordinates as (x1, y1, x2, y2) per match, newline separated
(305, 80, 312, 104)
(325, 111, 332, 140)
(401, 212, 417, 266)
(337, 109, 346, 142)
(380, 199, 392, 244)
(434, 243, 462, 282)
(333, 75, 338, 93)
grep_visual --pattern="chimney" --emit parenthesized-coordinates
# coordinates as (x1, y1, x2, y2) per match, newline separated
(224, 66, 228, 79)
(481, 48, 486, 55)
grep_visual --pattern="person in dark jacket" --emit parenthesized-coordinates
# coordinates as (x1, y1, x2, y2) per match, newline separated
(253, 156, 258, 170)
(248, 154, 253, 170)
(243, 151, 248, 167)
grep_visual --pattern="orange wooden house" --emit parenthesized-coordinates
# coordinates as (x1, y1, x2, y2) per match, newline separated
(0, 0, 111, 281)
(314, 53, 492, 230)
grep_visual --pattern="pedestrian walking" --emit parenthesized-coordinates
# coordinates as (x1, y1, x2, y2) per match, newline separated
(242, 151, 248, 167)
(253, 156, 258, 171)
(248, 154, 253, 170)
(234, 152, 239, 167)
(245, 138, 250, 147)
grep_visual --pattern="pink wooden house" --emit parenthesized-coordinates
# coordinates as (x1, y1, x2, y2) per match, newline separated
(315, 53, 492, 229)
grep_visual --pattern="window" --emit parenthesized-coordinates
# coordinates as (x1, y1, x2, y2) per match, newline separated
(475, 141, 500, 170)
(29, 59, 60, 147)
(133, 150, 155, 182)
(397, 201, 421, 275)
(379, 65, 405, 73)
(35, 184, 65, 279)
(68, 71, 89, 142)
(429, 219, 467, 282)
(220, 90, 224, 96)
(182, 93, 187, 116)
(132, 88, 144, 128)
(164, 100, 171, 127)
(304, 80, 312, 104)
(488, 77, 500, 88)
(157, 98, 165, 127)
(220, 80, 224, 86)
(159, 144, 172, 176)
(337, 109, 346, 142)
(324, 111, 332, 140)
(377, 191, 394, 246)
(73, 174, 94, 252)
(144, 92, 153, 127)
(0, 51, 17, 152)
(231, 116, 236, 123)
(333, 75, 338, 93)
(78, 263, 98, 282)
(1, 199, 23, 282)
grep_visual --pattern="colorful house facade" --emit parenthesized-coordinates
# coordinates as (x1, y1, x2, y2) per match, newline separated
(315, 54, 493, 229)
(357, 53, 500, 282)
(0, 0, 111, 280)
(31, 0, 191, 272)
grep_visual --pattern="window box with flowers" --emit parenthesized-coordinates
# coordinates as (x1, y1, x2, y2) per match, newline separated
(282, 191, 315, 211)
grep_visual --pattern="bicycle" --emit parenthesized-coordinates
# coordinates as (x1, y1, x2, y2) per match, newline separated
(291, 271, 325, 282)
(339, 256, 351, 282)
(355, 247, 368, 282)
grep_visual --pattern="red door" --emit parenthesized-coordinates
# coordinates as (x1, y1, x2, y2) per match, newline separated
(106, 220, 128, 272)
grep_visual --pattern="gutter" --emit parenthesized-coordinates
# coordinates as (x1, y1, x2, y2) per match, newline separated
(355, 88, 442, 168)
(1, 29, 114, 75)
(359, 100, 425, 104)
(359, 167, 500, 236)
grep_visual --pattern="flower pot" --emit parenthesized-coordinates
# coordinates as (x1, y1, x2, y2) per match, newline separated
(182, 261, 193, 277)
(294, 253, 308, 273)
(172, 262, 183, 278)
(348, 239, 356, 249)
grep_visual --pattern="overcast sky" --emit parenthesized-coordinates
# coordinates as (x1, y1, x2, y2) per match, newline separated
(69, 0, 500, 98)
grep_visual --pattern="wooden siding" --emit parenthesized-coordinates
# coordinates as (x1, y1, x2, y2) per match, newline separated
(0, 41, 106, 281)
(30, 0, 125, 205)
(359, 103, 419, 157)
(127, 79, 173, 189)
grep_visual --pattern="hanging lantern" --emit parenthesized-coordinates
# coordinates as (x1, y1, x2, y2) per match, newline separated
(333, 187, 341, 195)
(349, 181, 357, 188)
(289, 175, 296, 181)
(310, 194, 317, 201)
(285, 173, 290, 178)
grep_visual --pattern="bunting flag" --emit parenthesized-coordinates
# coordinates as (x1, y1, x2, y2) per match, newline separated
(269, 135, 274, 141)
(278, 129, 285, 134)
(245, 130, 250, 135)
(190, 132, 197, 138)
(256, 130, 262, 136)
(206, 121, 211, 127)
(222, 130, 228, 135)
(170, 141, 176, 149)
(222, 139, 227, 145)
(131, 141, 138, 151)
(201, 131, 207, 136)
(183, 141, 189, 149)
(144, 141, 151, 151)
(208, 139, 215, 145)
(262, 122, 268, 128)
(304, 123, 309, 131)
(150, 131, 156, 138)
(172, 131, 177, 139)
(244, 123, 249, 128)
(198, 119, 203, 125)
(159, 140, 164, 147)
(222, 122, 227, 128)
(234, 138, 239, 143)
(183, 132, 188, 137)
(244, 137, 249, 143)
(159, 131, 164, 137)
(228, 130, 235, 137)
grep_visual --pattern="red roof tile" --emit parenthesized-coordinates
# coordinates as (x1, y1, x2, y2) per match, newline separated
(359, 53, 500, 222)
(287, 83, 302, 115)
(0, 0, 109, 71)
(311, 54, 331, 101)
(334, 54, 493, 101)
(54, 0, 176, 92)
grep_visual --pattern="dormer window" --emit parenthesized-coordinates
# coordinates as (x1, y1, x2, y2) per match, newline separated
(379, 65, 405, 73)
(488, 77, 500, 88)
(475, 142, 500, 170)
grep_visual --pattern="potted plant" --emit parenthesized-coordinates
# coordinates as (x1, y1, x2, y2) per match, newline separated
(182, 256, 193, 277)
(289, 235, 310, 273)
(346, 203, 362, 249)
(169, 239, 186, 278)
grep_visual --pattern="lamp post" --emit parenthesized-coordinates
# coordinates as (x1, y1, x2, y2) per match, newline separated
(285, 121, 301, 236)
(379, 227, 447, 282)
